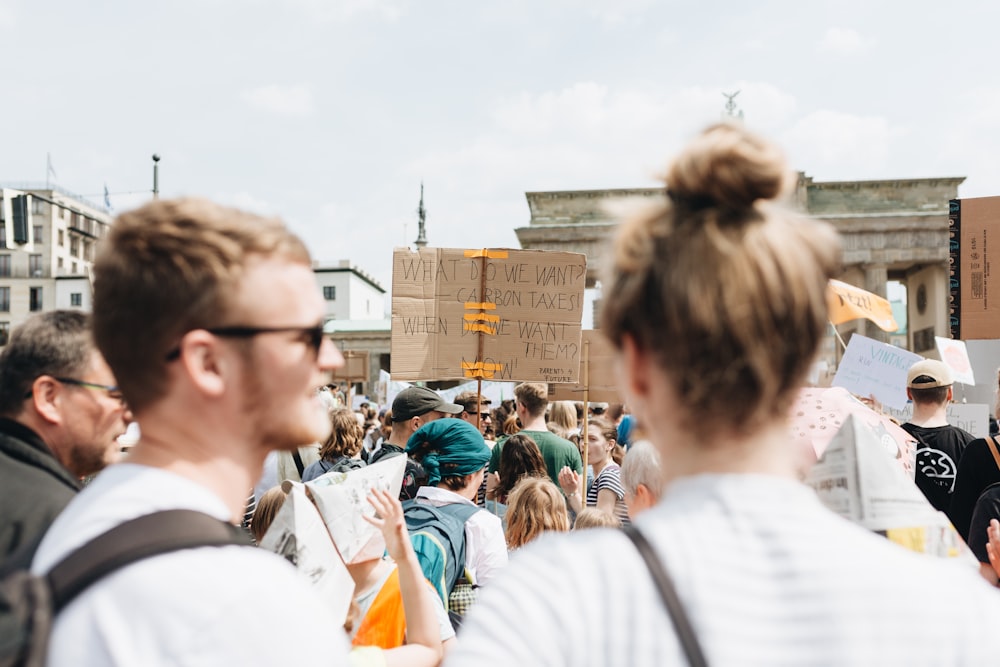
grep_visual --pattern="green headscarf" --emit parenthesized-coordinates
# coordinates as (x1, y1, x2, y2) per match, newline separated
(406, 419, 490, 485)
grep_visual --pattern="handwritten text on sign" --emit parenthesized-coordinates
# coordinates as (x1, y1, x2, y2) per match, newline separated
(390, 247, 587, 382)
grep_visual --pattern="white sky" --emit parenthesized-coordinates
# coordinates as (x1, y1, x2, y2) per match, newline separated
(2, 0, 998, 302)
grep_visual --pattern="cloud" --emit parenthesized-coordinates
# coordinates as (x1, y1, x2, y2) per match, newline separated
(817, 28, 872, 56)
(241, 84, 316, 117)
(780, 110, 893, 178)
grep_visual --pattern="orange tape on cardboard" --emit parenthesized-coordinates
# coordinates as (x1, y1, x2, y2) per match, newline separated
(463, 323, 497, 335)
(463, 302, 497, 310)
(463, 313, 501, 323)
(464, 369, 496, 379)
(461, 361, 503, 371)
(464, 249, 509, 259)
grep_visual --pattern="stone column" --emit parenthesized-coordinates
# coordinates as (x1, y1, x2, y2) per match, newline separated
(863, 263, 890, 343)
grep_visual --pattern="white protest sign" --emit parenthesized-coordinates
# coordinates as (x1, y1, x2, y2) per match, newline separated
(936, 337, 976, 386)
(258, 483, 354, 621)
(806, 414, 970, 559)
(832, 335, 923, 410)
(881, 403, 991, 439)
(304, 455, 406, 564)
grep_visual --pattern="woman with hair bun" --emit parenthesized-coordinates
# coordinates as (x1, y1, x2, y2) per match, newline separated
(449, 123, 1000, 666)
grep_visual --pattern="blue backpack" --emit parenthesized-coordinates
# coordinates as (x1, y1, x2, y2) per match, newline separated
(402, 499, 480, 609)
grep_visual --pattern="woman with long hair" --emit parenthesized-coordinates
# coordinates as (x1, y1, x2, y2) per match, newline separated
(450, 123, 1000, 665)
(558, 419, 629, 526)
(301, 407, 366, 481)
(504, 476, 570, 550)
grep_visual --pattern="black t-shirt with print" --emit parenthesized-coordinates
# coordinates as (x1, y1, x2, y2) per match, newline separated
(901, 423, 975, 514)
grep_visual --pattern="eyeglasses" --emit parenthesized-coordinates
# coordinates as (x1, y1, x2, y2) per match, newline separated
(23, 377, 125, 404)
(479, 412, 491, 420)
(165, 324, 326, 361)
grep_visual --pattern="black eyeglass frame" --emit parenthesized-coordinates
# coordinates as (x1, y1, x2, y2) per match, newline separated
(165, 324, 326, 361)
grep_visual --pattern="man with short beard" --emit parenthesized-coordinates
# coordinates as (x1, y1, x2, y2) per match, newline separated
(31, 199, 351, 666)
(0, 310, 128, 562)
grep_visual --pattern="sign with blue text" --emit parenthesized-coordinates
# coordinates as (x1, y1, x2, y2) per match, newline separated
(832, 334, 923, 410)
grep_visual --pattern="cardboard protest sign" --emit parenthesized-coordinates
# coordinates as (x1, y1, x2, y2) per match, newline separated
(827, 279, 899, 332)
(391, 247, 587, 382)
(258, 483, 355, 621)
(547, 330, 623, 403)
(949, 195, 1000, 339)
(304, 455, 406, 564)
(881, 402, 990, 439)
(806, 414, 970, 559)
(935, 337, 975, 385)
(832, 334, 923, 410)
(330, 350, 369, 382)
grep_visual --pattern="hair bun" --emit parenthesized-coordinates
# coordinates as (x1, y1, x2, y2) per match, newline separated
(666, 123, 787, 213)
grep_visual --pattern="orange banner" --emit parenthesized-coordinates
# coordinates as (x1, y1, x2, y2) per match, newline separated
(827, 279, 899, 332)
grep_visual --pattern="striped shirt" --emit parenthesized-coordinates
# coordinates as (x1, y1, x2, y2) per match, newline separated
(447, 474, 1000, 667)
(585, 463, 630, 526)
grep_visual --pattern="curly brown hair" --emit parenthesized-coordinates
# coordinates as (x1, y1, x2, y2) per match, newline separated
(319, 407, 364, 461)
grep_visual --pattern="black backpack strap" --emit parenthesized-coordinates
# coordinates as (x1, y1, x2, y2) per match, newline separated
(624, 525, 708, 667)
(46, 509, 250, 613)
(291, 449, 306, 478)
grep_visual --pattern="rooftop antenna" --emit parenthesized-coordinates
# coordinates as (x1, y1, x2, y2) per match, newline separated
(414, 182, 428, 248)
(722, 90, 744, 121)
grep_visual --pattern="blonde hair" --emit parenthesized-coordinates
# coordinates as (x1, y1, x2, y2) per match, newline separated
(505, 477, 569, 549)
(514, 382, 548, 418)
(319, 407, 365, 460)
(600, 124, 840, 437)
(92, 198, 311, 412)
(548, 400, 577, 432)
(573, 508, 621, 530)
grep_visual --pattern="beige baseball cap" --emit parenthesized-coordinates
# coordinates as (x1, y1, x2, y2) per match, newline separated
(906, 359, 953, 389)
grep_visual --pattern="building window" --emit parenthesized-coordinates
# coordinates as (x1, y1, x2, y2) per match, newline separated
(29, 254, 42, 277)
(57, 257, 63, 269)
(0, 225, 6, 250)
(29, 287, 42, 312)
(71, 262, 77, 274)
(33, 225, 43, 245)
(70, 236, 79, 257)
(0, 255, 9, 277)
(323, 286, 336, 301)
(70, 292, 82, 307)
(57, 229, 64, 247)
(31, 198, 45, 215)
(0, 322, 9, 346)
(0, 287, 10, 312)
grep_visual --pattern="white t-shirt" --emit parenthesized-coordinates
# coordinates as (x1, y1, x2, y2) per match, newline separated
(32, 463, 350, 667)
(414, 486, 508, 586)
(447, 474, 1000, 666)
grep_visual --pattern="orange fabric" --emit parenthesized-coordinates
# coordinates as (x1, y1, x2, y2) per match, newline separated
(352, 569, 407, 649)
(826, 279, 899, 332)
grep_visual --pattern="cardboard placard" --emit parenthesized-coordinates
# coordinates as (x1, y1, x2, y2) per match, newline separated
(329, 350, 369, 382)
(950, 195, 1000, 340)
(831, 334, 923, 410)
(390, 247, 587, 382)
(546, 330, 623, 403)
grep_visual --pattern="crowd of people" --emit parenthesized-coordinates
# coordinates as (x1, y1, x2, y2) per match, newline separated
(5, 123, 1000, 666)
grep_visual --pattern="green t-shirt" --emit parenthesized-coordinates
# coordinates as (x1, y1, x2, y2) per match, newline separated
(489, 429, 583, 487)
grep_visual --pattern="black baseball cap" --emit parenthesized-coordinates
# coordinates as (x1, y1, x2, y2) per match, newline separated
(392, 387, 463, 422)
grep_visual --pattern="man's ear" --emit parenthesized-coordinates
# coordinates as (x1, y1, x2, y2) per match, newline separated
(30, 376, 63, 425)
(947, 386, 954, 402)
(906, 388, 914, 401)
(178, 330, 227, 398)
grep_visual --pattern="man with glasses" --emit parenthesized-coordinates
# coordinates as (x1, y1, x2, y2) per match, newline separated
(31, 198, 351, 665)
(0, 310, 129, 562)
(455, 391, 494, 440)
